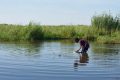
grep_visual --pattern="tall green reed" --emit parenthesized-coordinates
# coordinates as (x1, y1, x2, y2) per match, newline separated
(91, 13, 120, 43)
(91, 13, 120, 34)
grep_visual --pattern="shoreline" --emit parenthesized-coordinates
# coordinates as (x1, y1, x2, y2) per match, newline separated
(0, 24, 119, 44)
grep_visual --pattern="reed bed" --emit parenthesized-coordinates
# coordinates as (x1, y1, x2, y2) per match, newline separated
(0, 24, 91, 41)
(0, 13, 119, 43)
(91, 13, 120, 43)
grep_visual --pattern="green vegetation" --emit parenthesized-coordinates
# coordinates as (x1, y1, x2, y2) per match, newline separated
(0, 24, 90, 41)
(0, 24, 43, 41)
(0, 13, 120, 43)
(91, 13, 120, 43)
(92, 13, 120, 31)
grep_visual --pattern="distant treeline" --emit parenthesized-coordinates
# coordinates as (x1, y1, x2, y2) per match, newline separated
(0, 13, 120, 43)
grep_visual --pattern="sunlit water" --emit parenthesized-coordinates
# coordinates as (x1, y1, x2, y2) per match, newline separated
(0, 40, 120, 80)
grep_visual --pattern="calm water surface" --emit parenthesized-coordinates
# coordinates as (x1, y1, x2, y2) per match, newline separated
(0, 40, 120, 80)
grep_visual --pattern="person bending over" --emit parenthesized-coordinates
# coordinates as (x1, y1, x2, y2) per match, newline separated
(75, 38, 90, 54)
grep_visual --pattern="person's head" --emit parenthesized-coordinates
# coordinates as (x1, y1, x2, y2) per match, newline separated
(75, 38, 80, 43)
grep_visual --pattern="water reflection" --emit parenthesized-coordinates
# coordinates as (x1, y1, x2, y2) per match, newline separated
(0, 41, 43, 57)
(0, 41, 120, 80)
(90, 43, 120, 68)
(74, 53, 89, 68)
(92, 43, 119, 54)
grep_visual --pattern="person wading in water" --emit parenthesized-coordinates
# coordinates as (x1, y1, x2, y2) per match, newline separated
(75, 38, 90, 54)
(74, 38, 90, 67)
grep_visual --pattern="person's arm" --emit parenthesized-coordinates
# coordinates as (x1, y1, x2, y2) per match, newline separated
(76, 46, 81, 52)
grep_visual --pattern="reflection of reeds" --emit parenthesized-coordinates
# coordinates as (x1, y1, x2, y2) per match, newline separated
(92, 43, 119, 55)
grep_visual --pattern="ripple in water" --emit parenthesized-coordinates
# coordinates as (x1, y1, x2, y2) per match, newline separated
(0, 41, 120, 80)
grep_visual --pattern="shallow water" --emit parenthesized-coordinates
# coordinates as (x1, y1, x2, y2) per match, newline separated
(0, 41, 120, 80)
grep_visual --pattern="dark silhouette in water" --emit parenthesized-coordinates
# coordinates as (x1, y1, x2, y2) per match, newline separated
(74, 53, 89, 68)
(80, 53, 89, 63)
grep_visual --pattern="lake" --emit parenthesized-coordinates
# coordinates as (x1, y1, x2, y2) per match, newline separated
(0, 40, 120, 80)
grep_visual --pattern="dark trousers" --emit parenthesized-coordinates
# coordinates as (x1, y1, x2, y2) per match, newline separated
(81, 45, 89, 53)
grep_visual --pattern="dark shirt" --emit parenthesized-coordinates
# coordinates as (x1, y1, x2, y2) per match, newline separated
(80, 39, 89, 47)
(79, 39, 90, 53)
(80, 39, 86, 47)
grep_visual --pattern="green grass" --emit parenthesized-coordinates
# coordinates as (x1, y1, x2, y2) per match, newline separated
(0, 13, 120, 43)
(0, 24, 91, 41)
(41, 25, 90, 39)
(96, 31, 120, 44)
(0, 24, 43, 41)
(0, 24, 120, 43)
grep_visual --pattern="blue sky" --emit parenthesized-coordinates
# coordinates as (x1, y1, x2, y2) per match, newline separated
(0, 0, 119, 25)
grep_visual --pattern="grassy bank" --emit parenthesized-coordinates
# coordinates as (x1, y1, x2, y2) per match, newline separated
(0, 13, 120, 43)
(0, 24, 91, 41)
(0, 24, 119, 43)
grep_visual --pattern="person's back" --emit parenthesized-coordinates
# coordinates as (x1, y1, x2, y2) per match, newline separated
(80, 39, 89, 53)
